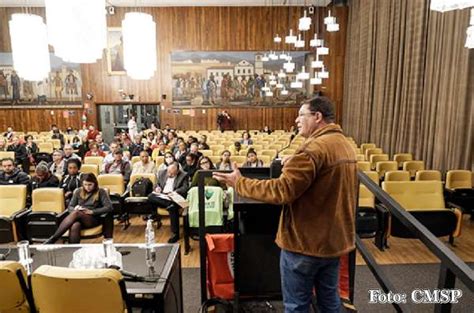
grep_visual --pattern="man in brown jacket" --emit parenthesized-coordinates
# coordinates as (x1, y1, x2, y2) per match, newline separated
(214, 97, 357, 313)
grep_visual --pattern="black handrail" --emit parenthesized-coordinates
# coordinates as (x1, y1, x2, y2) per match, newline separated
(358, 171, 474, 313)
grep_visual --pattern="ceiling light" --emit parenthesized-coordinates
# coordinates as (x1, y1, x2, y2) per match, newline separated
(285, 29, 297, 44)
(298, 10, 311, 31)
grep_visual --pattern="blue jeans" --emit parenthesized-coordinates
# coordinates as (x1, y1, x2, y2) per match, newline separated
(280, 249, 341, 313)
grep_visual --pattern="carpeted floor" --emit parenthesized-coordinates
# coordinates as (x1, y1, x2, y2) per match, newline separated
(182, 263, 474, 312)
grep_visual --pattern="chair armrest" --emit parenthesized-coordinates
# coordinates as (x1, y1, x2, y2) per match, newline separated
(446, 201, 463, 210)
(12, 208, 31, 220)
(57, 210, 70, 225)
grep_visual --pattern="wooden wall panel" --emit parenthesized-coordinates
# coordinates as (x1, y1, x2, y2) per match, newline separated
(0, 108, 83, 132)
(0, 6, 347, 131)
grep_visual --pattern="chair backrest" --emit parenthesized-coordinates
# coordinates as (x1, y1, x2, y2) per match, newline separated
(280, 149, 296, 156)
(445, 170, 472, 190)
(385, 171, 410, 182)
(355, 154, 365, 161)
(402, 161, 425, 178)
(259, 155, 272, 166)
(38, 142, 53, 153)
(393, 153, 413, 167)
(369, 153, 389, 169)
(365, 148, 383, 162)
(209, 145, 225, 154)
(364, 171, 379, 184)
(32, 265, 126, 313)
(209, 156, 221, 165)
(357, 161, 371, 172)
(230, 156, 247, 166)
(31, 188, 65, 213)
(260, 149, 277, 159)
(84, 156, 104, 168)
(0, 151, 15, 161)
(200, 150, 213, 157)
(80, 164, 99, 177)
(360, 143, 376, 155)
(98, 174, 125, 195)
(47, 139, 61, 150)
(382, 181, 444, 210)
(129, 173, 157, 192)
(0, 185, 27, 217)
(130, 156, 141, 165)
(415, 170, 442, 181)
(0, 261, 29, 312)
(375, 161, 398, 179)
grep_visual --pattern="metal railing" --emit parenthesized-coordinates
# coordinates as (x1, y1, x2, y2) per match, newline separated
(357, 171, 474, 313)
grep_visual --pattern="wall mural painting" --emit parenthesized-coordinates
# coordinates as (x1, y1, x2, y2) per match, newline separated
(171, 51, 311, 106)
(107, 27, 126, 75)
(0, 53, 82, 106)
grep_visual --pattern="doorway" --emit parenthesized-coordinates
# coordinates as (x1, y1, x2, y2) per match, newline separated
(97, 103, 160, 143)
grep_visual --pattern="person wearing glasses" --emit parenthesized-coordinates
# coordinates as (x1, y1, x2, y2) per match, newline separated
(190, 156, 225, 188)
(213, 97, 357, 313)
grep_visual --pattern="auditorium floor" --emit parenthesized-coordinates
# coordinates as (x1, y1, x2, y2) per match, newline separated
(82, 214, 474, 267)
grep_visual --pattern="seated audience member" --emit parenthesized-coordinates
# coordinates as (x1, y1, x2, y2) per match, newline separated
(61, 158, 82, 205)
(147, 132, 157, 147)
(216, 150, 232, 171)
(130, 134, 144, 157)
(49, 150, 66, 177)
(31, 162, 60, 190)
(95, 134, 110, 152)
(103, 141, 128, 167)
(103, 150, 131, 184)
(86, 125, 99, 141)
(84, 142, 106, 157)
(77, 125, 88, 139)
(261, 125, 272, 134)
(186, 136, 198, 146)
(120, 132, 132, 151)
(229, 141, 242, 155)
(71, 136, 82, 150)
(191, 156, 225, 188)
(63, 144, 81, 162)
(198, 135, 210, 150)
(240, 131, 253, 145)
(44, 173, 112, 244)
(65, 127, 75, 135)
(132, 150, 156, 175)
(0, 157, 30, 185)
(189, 143, 203, 160)
(3, 127, 14, 141)
(147, 162, 189, 243)
(7, 136, 29, 173)
(153, 142, 168, 158)
(25, 135, 38, 167)
(51, 124, 65, 147)
(157, 152, 178, 173)
(242, 148, 264, 167)
(174, 141, 188, 166)
(183, 153, 198, 181)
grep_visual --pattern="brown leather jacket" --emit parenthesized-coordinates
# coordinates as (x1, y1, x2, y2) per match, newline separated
(236, 124, 357, 258)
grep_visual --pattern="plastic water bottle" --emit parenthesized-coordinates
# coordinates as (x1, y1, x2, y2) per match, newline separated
(145, 219, 155, 247)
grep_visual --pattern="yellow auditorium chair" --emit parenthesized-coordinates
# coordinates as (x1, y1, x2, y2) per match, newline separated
(385, 171, 411, 182)
(84, 156, 104, 168)
(47, 139, 62, 150)
(267, 144, 282, 151)
(0, 185, 28, 243)
(26, 188, 66, 242)
(209, 145, 225, 155)
(0, 151, 15, 161)
(381, 181, 462, 245)
(209, 156, 221, 165)
(98, 174, 125, 228)
(280, 149, 296, 156)
(0, 261, 33, 313)
(32, 265, 130, 313)
(38, 142, 53, 154)
(360, 143, 376, 155)
(402, 160, 425, 179)
(369, 154, 389, 170)
(260, 149, 278, 160)
(365, 148, 383, 164)
(230, 156, 247, 166)
(81, 164, 100, 177)
(415, 170, 442, 181)
(375, 161, 398, 180)
(357, 161, 371, 172)
(200, 150, 213, 157)
(444, 170, 474, 218)
(155, 156, 165, 167)
(355, 154, 365, 161)
(357, 171, 381, 239)
(249, 144, 263, 151)
(238, 149, 250, 156)
(259, 155, 272, 166)
(123, 173, 158, 227)
(131, 156, 141, 165)
(393, 153, 413, 168)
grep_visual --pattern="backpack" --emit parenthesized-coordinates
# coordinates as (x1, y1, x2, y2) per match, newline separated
(131, 177, 153, 197)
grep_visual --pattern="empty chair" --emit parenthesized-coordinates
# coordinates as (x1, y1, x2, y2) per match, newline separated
(446, 170, 472, 190)
(26, 188, 66, 242)
(381, 181, 462, 244)
(360, 143, 376, 155)
(47, 139, 62, 150)
(0, 261, 33, 313)
(84, 156, 104, 168)
(98, 174, 125, 218)
(393, 153, 413, 168)
(0, 185, 28, 243)
(415, 170, 441, 181)
(32, 265, 129, 313)
(0, 151, 15, 161)
(230, 156, 246, 166)
(260, 149, 278, 160)
(357, 161, 371, 172)
(80, 164, 99, 177)
(209, 145, 225, 155)
(155, 156, 165, 167)
(375, 161, 398, 180)
(280, 149, 296, 156)
(200, 150, 213, 157)
(355, 154, 365, 161)
(259, 155, 271, 166)
(38, 142, 53, 154)
(357, 171, 380, 238)
(366, 148, 383, 164)
(402, 161, 425, 179)
(385, 171, 410, 182)
(369, 154, 389, 170)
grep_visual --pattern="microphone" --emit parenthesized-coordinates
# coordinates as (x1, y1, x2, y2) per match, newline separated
(271, 134, 296, 178)
(275, 133, 296, 159)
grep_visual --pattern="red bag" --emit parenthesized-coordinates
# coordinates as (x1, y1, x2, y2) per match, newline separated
(206, 234, 234, 300)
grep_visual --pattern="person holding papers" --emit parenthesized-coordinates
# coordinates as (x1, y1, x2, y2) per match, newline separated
(147, 161, 189, 243)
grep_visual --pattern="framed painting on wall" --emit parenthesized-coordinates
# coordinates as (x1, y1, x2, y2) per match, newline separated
(107, 27, 126, 75)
